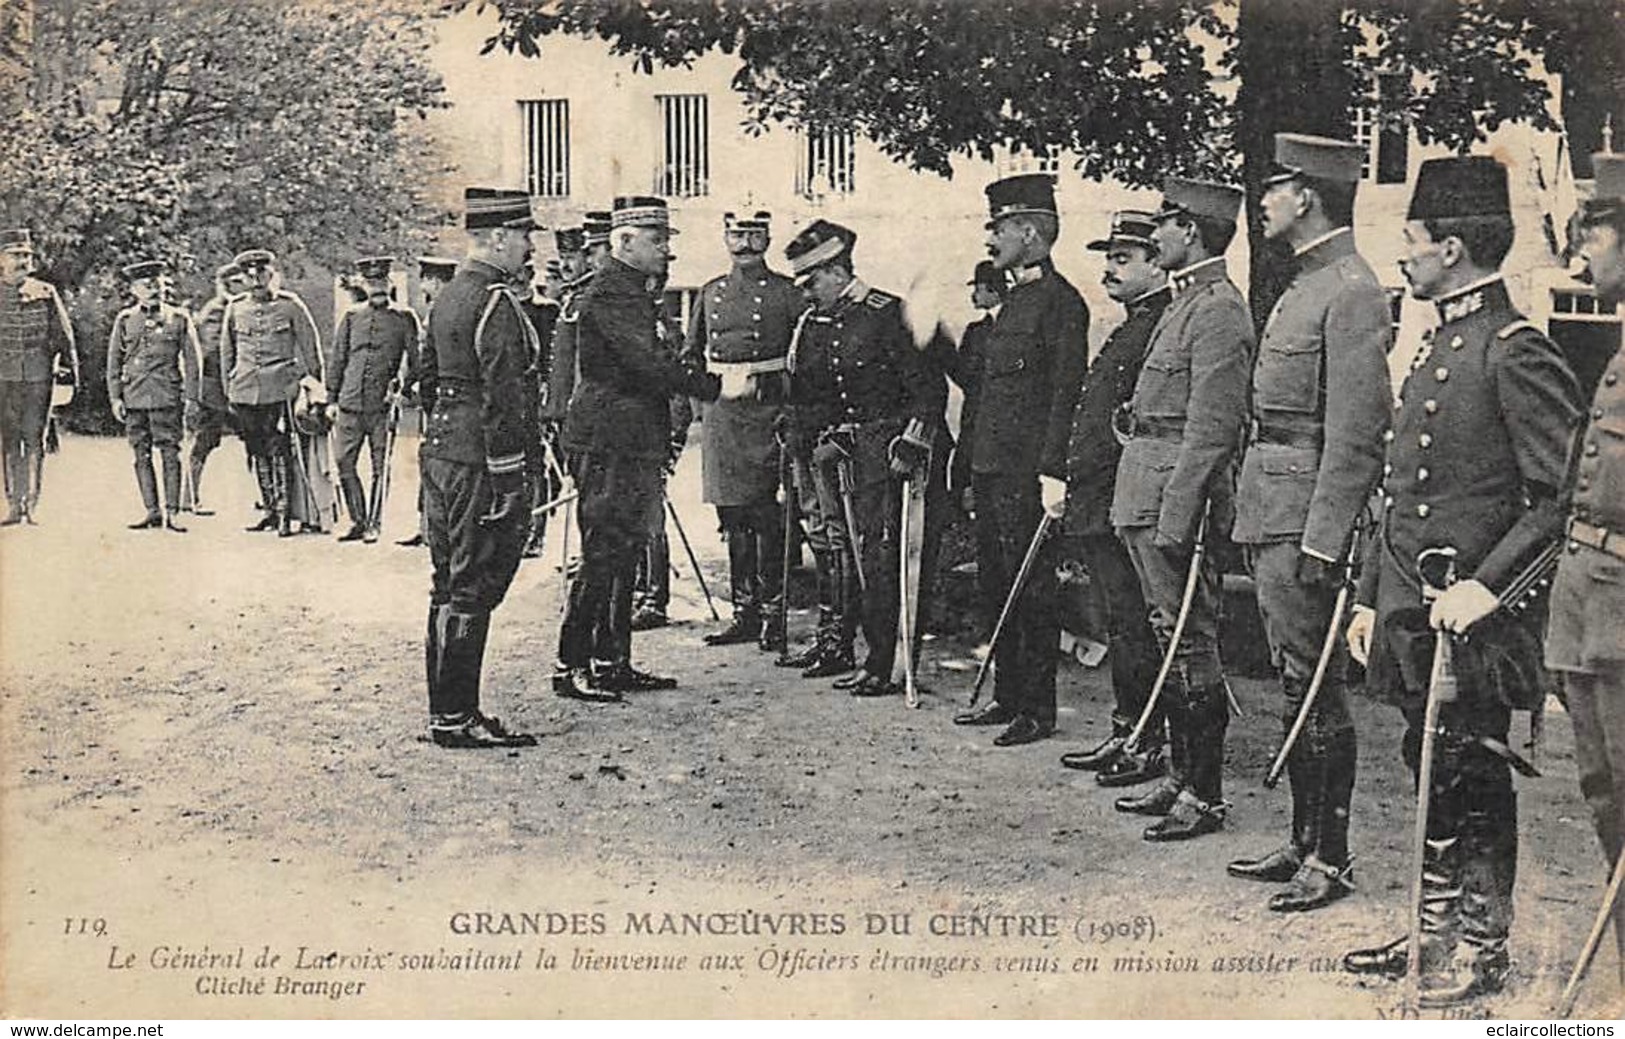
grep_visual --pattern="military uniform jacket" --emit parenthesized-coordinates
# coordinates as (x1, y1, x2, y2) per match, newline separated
(1549, 335, 1625, 670)
(1064, 286, 1170, 537)
(106, 303, 199, 411)
(220, 290, 322, 406)
(540, 275, 590, 422)
(1233, 229, 1393, 558)
(960, 260, 1088, 481)
(193, 294, 237, 410)
(327, 302, 420, 414)
(1357, 277, 1582, 700)
(0, 276, 75, 384)
(948, 313, 996, 493)
(1110, 258, 1253, 542)
(687, 261, 802, 506)
(561, 259, 716, 463)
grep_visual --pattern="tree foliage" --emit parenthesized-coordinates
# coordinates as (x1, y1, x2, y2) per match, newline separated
(1, 0, 452, 296)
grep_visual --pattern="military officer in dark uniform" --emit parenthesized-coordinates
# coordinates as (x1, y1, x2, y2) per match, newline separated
(0, 228, 78, 526)
(393, 257, 456, 549)
(1227, 134, 1394, 910)
(1056, 211, 1168, 784)
(107, 259, 200, 532)
(781, 219, 933, 697)
(183, 261, 249, 515)
(1109, 178, 1252, 839)
(544, 213, 613, 433)
(220, 248, 322, 537)
(689, 210, 804, 650)
(952, 174, 1090, 746)
(554, 197, 720, 700)
(418, 188, 542, 749)
(1549, 150, 1625, 989)
(1342, 156, 1582, 1005)
(520, 257, 564, 559)
(328, 255, 420, 543)
(631, 272, 693, 631)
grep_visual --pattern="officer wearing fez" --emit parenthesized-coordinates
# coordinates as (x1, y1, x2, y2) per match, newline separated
(1344, 156, 1582, 1004)
(780, 219, 931, 696)
(0, 228, 78, 526)
(1227, 134, 1393, 911)
(1057, 211, 1166, 782)
(553, 197, 721, 701)
(106, 259, 200, 531)
(419, 188, 542, 749)
(327, 255, 419, 543)
(688, 210, 803, 650)
(954, 173, 1089, 746)
(1549, 150, 1625, 989)
(1109, 178, 1252, 839)
(220, 248, 322, 537)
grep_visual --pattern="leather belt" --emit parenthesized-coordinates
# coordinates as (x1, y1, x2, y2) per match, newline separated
(1125, 416, 1184, 442)
(1249, 417, 1322, 449)
(707, 356, 787, 377)
(1568, 517, 1625, 562)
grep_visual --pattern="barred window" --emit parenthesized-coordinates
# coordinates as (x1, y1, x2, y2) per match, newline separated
(1353, 72, 1408, 185)
(797, 127, 857, 197)
(995, 147, 1061, 178)
(656, 94, 709, 198)
(521, 99, 570, 198)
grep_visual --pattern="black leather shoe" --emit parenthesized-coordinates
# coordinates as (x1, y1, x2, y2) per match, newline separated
(1417, 948, 1509, 1008)
(1060, 733, 1126, 771)
(396, 533, 425, 547)
(831, 669, 868, 690)
(1096, 745, 1168, 788)
(128, 513, 162, 530)
(1341, 936, 1409, 978)
(552, 667, 623, 704)
(630, 607, 668, 632)
(430, 714, 537, 749)
(246, 514, 278, 532)
(594, 663, 678, 692)
(704, 617, 759, 646)
(1142, 791, 1225, 842)
(777, 642, 822, 668)
(993, 715, 1053, 747)
(954, 703, 1018, 727)
(163, 514, 188, 533)
(1, 507, 24, 526)
(801, 649, 856, 679)
(1114, 776, 1182, 815)
(1268, 858, 1355, 913)
(848, 672, 900, 698)
(191, 505, 215, 516)
(337, 524, 367, 542)
(1228, 845, 1303, 883)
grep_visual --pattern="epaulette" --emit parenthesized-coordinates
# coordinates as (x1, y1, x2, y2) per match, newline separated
(1496, 319, 1539, 340)
(864, 289, 898, 310)
(18, 277, 56, 303)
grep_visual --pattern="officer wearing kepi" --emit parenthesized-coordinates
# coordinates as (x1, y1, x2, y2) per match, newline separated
(220, 248, 322, 537)
(1056, 211, 1168, 786)
(327, 255, 420, 543)
(1228, 134, 1393, 911)
(183, 261, 249, 515)
(106, 259, 200, 532)
(688, 210, 804, 650)
(1342, 156, 1582, 1005)
(418, 188, 542, 749)
(1109, 178, 1252, 840)
(952, 173, 1090, 746)
(1546, 150, 1625, 989)
(0, 228, 78, 526)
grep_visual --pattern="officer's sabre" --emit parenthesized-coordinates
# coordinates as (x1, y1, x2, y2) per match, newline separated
(1407, 546, 1460, 1001)
(283, 401, 321, 527)
(666, 497, 720, 621)
(370, 397, 401, 533)
(1555, 847, 1625, 1017)
(1265, 532, 1361, 789)
(835, 457, 867, 593)
(898, 474, 918, 708)
(179, 430, 198, 511)
(1124, 508, 1210, 751)
(530, 488, 579, 518)
(968, 511, 1054, 709)
(775, 438, 794, 657)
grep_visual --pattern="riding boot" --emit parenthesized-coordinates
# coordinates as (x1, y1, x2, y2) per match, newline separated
(1284, 678, 1326, 861)
(272, 455, 293, 536)
(1422, 769, 1516, 1006)
(757, 507, 787, 650)
(340, 472, 368, 529)
(1317, 717, 1358, 870)
(425, 604, 449, 718)
(1189, 678, 1231, 806)
(432, 609, 535, 748)
(159, 449, 186, 531)
(247, 457, 279, 531)
(705, 529, 760, 645)
(129, 453, 161, 528)
(1344, 820, 1464, 978)
(781, 549, 838, 667)
(804, 548, 858, 676)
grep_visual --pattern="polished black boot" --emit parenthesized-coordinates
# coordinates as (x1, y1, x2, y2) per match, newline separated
(706, 529, 759, 645)
(339, 473, 368, 540)
(780, 550, 838, 667)
(1096, 742, 1168, 788)
(1062, 731, 1129, 772)
(128, 454, 162, 529)
(272, 455, 293, 537)
(1344, 834, 1462, 978)
(245, 458, 279, 531)
(431, 611, 536, 748)
(1421, 790, 1516, 1006)
(1233, 678, 1319, 881)
(1268, 720, 1360, 911)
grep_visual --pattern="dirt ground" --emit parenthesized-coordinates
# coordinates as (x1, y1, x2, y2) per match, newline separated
(0, 433, 1619, 1020)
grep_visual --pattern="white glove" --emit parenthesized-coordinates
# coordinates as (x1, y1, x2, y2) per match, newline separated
(718, 368, 752, 400)
(1039, 475, 1067, 519)
(1429, 579, 1498, 634)
(1346, 604, 1376, 666)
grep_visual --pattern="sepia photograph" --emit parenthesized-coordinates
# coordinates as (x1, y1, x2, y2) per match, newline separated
(1, 0, 1623, 1021)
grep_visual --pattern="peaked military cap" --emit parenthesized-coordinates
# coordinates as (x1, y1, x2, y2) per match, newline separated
(554, 226, 586, 254)
(785, 219, 857, 281)
(724, 210, 772, 232)
(233, 248, 276, 270)
(215, 261, 243, 281)
(966, 260, 1006, 292)
(1406, 156, 1510, 221)
(1582, 152, 1625, 221)
(464, 187, 540, 231)
(582, 211, 613, 248)
(417, 255, 458, 280)
(1153, 178, 1244, 223)
(120, 259, 168, 281)
(0, 228, 34, 255)
(355, 255, 395, 278)
(1265, 132, 1366, 186)
(1087, 210, 1159, 252)
(984, 173, 1059, 228)
(611, 196, 679, 234)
